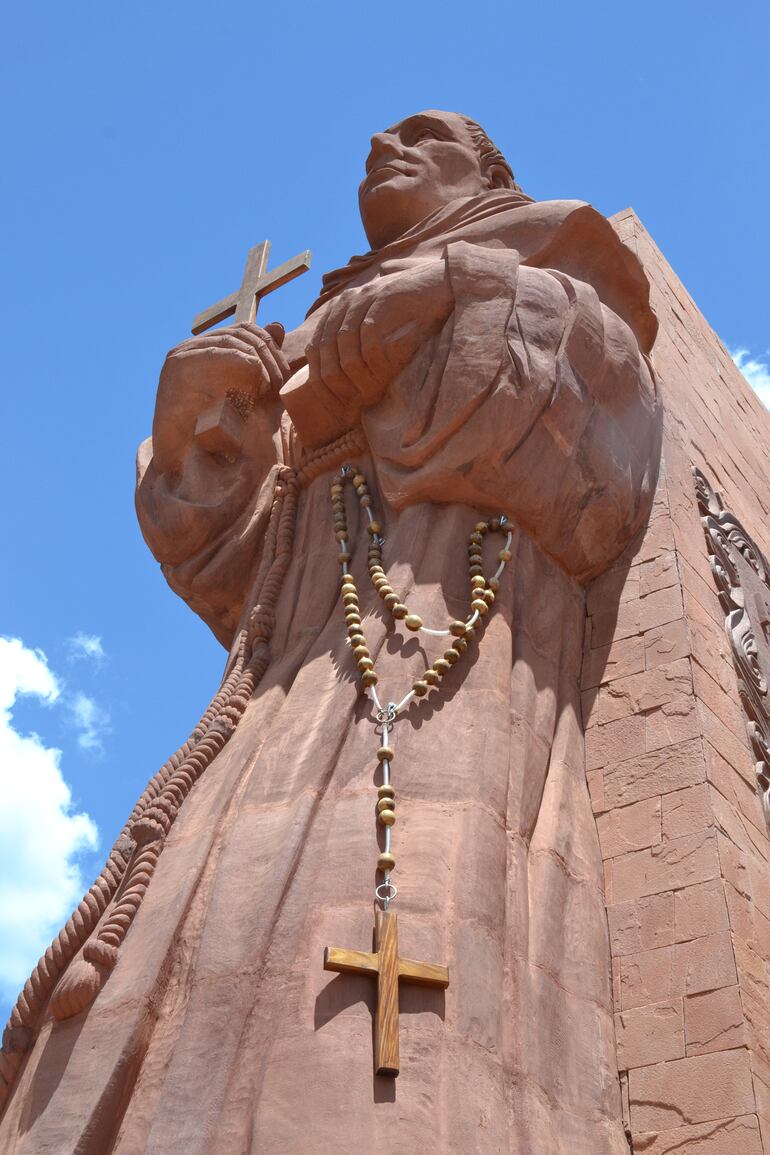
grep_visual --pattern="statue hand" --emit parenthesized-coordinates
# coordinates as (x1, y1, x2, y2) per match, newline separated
(153, 322, 289, 473)
(304, 259, 452, 411)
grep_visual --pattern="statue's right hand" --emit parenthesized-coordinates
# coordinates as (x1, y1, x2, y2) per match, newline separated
(153, 322, 289, 472)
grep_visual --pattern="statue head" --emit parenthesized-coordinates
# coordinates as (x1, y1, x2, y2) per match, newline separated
(359, 110, 523, 250)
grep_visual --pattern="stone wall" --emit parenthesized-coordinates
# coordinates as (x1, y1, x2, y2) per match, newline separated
(583, 210, 770, 1153)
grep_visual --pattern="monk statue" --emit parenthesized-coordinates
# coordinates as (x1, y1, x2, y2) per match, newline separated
(0, 111, 660, 1153)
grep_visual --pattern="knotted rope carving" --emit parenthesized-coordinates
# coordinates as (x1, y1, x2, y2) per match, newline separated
(0, 427, 364, 1118)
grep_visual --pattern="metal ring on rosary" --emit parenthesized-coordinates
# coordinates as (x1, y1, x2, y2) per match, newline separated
(375, 881, 398, 908)
(376, 702, 397, 725)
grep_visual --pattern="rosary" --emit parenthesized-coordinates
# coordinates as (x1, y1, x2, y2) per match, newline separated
(323, 464, 513, 1075)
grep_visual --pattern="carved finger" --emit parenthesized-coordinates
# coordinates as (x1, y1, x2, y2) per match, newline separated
(336, 297, 382, 405)
(310, 297, 354, 406)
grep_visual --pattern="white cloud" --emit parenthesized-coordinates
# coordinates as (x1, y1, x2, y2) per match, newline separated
(67, 633, 106, 663)
(731, 347, 770, 408)
(70, 693, 110, 752)
(0, 638, 98, 1005)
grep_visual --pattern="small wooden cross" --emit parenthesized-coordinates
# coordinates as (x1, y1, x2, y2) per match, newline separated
(324, 909, 449, 1076)
(191, 239, 311, 335)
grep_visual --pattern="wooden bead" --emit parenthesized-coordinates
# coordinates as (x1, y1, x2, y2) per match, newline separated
(344, 608, 361, 622)
(377, 852, 396, 872)
(343, 592, 359, 607)
(488, 577, 500, 592)
(498, 548, 512, 563)
(337, 550, 352, 563)
(377, 797, 394, 814)
(450, 620, 468, 637)
(378, 784, 395, 799)
(424, 670, 440, 686)
(367, 521, 382, 535)
(373, 576, 389, 590)
(433, 658, 451, 675)
(379, 808, 396, 826)
(475, 521, 488, 534)
(384, 593, 399, 611)
(405, 614, 423, 631)
(349, 632, 366, 648)
(377, 583, 393, 598)
(353, 645, 370, 660)
(471, 574, 486, 589)
(489, 517, 501, 532)
(469, 531, 484, 545)
(369, 565, 385, 577)
(412, 679, 429, 697)
(472, 598, 489, 616)
(469, 564, 484, 577)
(334, 529, 348, 543)
(377, 747, 394, 762)
(452, 636, 468, 654)
(330, 483, 343, 496)
(353, 473, 366, 488)
(444, 648, 459, 665)
(483, 588, 495, 606)
(360, 495, 372, 507)
(392, 603, 409, 619)
(361, 670, 378, 686)
(357, 657, 374, 672)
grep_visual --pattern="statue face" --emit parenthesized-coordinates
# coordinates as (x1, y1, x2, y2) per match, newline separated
(359, 110, 488, 250)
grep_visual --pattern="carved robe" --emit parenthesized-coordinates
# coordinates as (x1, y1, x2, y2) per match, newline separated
(0, 193, 660, 1154)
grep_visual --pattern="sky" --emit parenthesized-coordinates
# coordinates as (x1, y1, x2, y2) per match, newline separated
(0, 0, 768, 1027)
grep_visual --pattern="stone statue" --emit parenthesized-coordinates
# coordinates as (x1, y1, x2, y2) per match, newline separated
(0, 110, 660, 1153)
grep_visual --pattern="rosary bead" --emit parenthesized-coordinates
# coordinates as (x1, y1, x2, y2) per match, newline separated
(471, 574, 486, 589)
(378, 786, 395, 804)
(358, 657, 374, 672)
(433, 658, 451, 675)
(369, 564, 385, 576)
(335, 529, 349, 543)
(378, 808, 396, 826)
(360, 494, 372, 507)
(377, 852, 396, 872)
(367, 520, 382, 535)
(353, 645, 370, 660)
(498, 548, 512, 563)
(489, 517, 501, 532)
(412, 679, 429, 697)
(345, 613, 361, 629)
(361, 670, 378, 687)
(377, 747, 394, 762)
(469, 531, 484, 546)
(377, 796, 395, 814)
(472, 597, 489, 616)
(452, 636, 468, 654)
(482, 588, 496, 606)
(450, 620, 468, 637)
(353, 473, 366, 488)
(383, 592, 400, 611)
(392, 603, 409, 619)
(469, 563, 484, 577)
(444, 648, 459, 665)
(349, 632, 366, 648)
(475, 521, 489, 534)
(488, 577, 500, 592)
(424, 670, 440, 686)
(337, 550, 352, 563)
(343, 592, 359, 607)
(405, 614, 423, 631)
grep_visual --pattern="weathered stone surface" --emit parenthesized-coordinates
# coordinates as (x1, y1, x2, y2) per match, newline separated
(615, 999, 684, 1069)
(629, 1049, 755, 1131)
(634, 1114, 762, 1155)
(597, 796, 661, 859)
(601, 737, 705, 809)
(607, 893, 675, 957)
(612, 829, 719, 903)
(675, 879, 730, 942)
(644, 615, 690, 671)
(685, 986, 746, 1056)
(662, 784, 712, 840)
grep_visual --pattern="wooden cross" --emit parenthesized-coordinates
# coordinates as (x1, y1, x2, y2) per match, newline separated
(324, 909, 449, 1076)
(191, 240, 311, 335)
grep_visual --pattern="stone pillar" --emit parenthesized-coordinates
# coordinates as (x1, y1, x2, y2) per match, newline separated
(583, 210, 770, 1153)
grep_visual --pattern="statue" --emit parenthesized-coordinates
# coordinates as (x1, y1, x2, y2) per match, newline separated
(0, 110, 660, 1153)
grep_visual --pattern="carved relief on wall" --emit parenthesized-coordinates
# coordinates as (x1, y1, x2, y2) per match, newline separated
(694, 466, 770, 831)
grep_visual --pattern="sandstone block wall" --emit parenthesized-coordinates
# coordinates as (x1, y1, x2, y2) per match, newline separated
(584, 211, 770, 1153)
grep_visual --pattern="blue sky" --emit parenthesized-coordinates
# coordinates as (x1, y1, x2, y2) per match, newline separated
(1, 0, 768, 1025)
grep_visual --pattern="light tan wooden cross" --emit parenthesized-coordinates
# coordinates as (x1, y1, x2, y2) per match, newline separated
(191, 239, 311, 335)
(324, 909, 449, 1077)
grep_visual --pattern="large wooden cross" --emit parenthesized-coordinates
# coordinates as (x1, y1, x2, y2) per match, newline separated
(191, 240, 311, 335)
(324, 909, 449, 1076)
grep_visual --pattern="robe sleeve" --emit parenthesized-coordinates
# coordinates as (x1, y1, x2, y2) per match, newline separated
(363, 238, 661, 581)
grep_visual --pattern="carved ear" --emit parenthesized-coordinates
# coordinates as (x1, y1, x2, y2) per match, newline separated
(487, 164, 513, 191)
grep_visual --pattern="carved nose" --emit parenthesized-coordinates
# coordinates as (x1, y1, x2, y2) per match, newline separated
(367, 133, 402, 168)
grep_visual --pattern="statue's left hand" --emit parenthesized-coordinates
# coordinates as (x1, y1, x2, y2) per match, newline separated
(304, 259, 453, 410)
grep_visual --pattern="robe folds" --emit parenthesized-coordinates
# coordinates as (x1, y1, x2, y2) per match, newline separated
(0, 193, 660, 1154)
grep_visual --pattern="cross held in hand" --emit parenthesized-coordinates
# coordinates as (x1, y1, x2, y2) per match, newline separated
(191, 240, 311, 335)
(324, 909, 449, 1076)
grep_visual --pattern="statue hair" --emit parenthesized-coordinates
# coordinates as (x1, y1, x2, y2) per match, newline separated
(459, 115, 526, 195)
